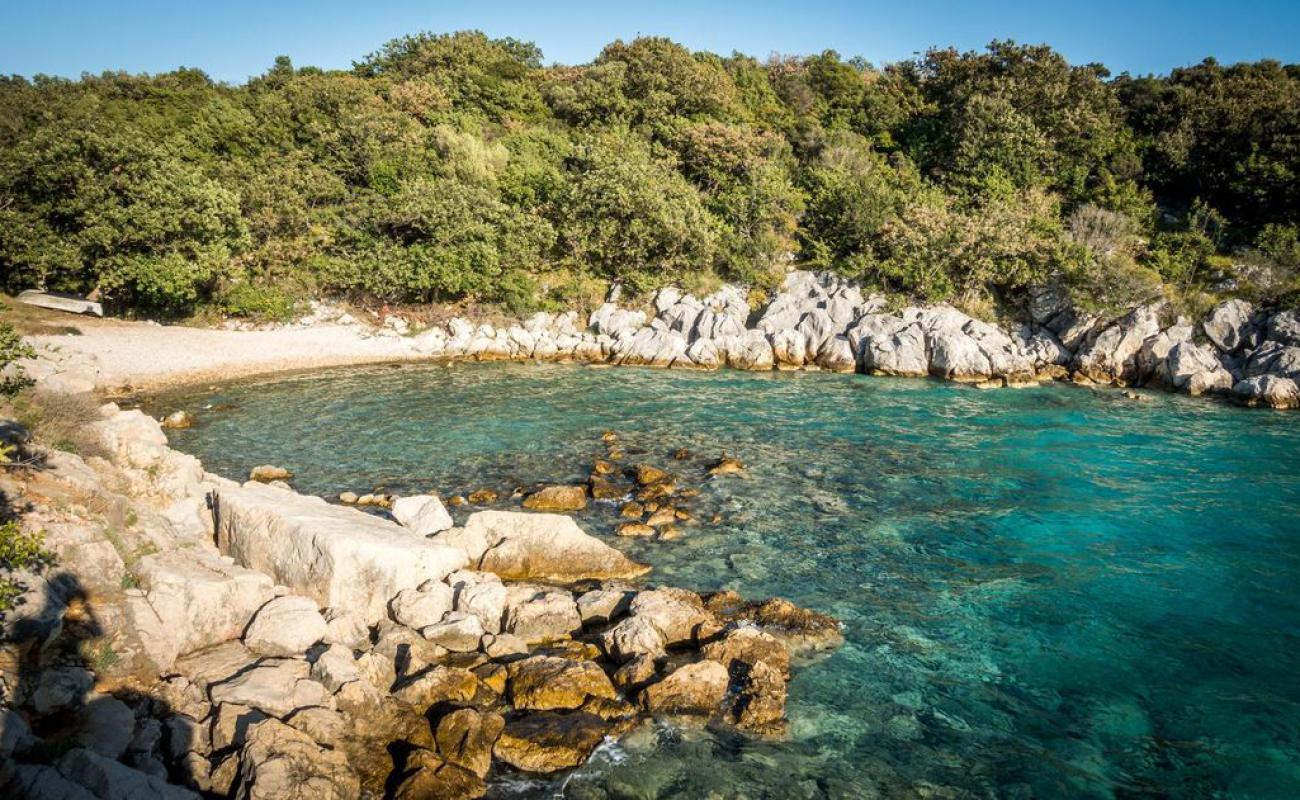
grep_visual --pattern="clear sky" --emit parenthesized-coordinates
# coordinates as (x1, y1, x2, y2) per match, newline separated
(2, 0, 1298, 83)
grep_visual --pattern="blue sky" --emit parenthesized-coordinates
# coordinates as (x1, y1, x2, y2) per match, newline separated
(2, 0, 1297, 83)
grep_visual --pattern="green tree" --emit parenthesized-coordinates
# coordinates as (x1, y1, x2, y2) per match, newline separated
(559, 132, 719, 290)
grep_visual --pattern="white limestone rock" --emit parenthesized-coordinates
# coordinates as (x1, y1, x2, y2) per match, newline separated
(213, 482, 467, 623)
(127, 551, 275, 672)
(1201, 299, 1257, 353)
(243, 595, 327, 657)
(208, 659, 332, 718)
(503, 584, 583, 644)
(390, 494, 454, 536)
(450, 510, 649, 583)
(389, 582, 455, 630)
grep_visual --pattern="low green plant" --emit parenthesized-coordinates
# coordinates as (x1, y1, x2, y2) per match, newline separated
(0, 520, 54, 614)
(0, 320, 34, 396)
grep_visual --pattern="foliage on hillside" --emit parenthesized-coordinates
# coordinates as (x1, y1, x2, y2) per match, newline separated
(1, 33, 1297, 317)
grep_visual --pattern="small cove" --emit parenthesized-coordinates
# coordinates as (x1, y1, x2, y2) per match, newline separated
(148, 362, 1300, 798)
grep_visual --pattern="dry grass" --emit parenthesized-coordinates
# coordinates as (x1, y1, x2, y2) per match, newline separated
(0, 295, 86, 337)
(8, 389, 109, 459)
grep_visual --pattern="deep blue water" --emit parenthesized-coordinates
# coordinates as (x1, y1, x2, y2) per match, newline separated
(150, 362, 1300, 799)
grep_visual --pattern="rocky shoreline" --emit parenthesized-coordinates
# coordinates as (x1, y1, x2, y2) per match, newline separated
(0, 365, 842, 798)
(25, 271, 1300, 409)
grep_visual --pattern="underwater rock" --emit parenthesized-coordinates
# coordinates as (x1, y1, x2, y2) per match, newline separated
(248, 464, 292, 482)
(522, 484, 589, 512)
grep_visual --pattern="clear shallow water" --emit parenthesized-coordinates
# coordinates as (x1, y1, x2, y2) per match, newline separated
(150, 363, 1300, 799)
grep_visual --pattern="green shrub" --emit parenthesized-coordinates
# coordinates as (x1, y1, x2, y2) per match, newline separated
(217, 281, 300, 322)
(0, 520, 54, 614)
(0, 320, 34, 396)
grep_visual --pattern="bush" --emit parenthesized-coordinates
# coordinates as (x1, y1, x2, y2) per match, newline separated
(0, 520, 54, 614)
(559, 132, 719, 292)
(216, 281, 301, 321)
(0, 320, 33, 396)
(12, 390, 109, 459)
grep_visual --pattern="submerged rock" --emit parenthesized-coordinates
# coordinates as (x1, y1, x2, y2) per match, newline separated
(161, 410, 196, 430)
(248, 464, 293, 482)
(522, 485, 588, 512)
(708, 456, 746, 477)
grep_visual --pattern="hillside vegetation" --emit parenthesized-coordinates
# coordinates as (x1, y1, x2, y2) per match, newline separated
(1, 32, 1297, 319)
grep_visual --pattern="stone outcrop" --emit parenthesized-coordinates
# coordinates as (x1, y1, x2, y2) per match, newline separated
(127, 551, 276, 672)
(437, 509, 649, 583)
(390, 494, 454, 536)
(214, 481, 467, 622)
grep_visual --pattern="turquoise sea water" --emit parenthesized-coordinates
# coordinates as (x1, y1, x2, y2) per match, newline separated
(150, 363, 1300, 799)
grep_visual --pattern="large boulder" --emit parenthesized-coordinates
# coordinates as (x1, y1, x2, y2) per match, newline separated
(1267, 310, 1300, 346)
(722, 329, 774, 371)
(214, 482, 466, 622)
(1166, 342, 1233, 395)
(1202, 299, 1257, 353)
(507, 655, 617, 711)
(926, 329, 992, 381)
(449, 571, 506, 634)
(684, 338, 723, 369)
(243, 595, 327, 657)
(434, 708, 505, 779)
(1232, 375, 1300, 409)
(389, 583, 455, 630)
(850, 317, 928, 377)
(599, 615, 667, 663)
(1073, 304, 1162, 383)
(612, 328, 689, 368)
(814, 335, 857, 373)
(390, 495, 454, 536)
(127, 551, 275, 672)
(234, 718, 360, 800)
(444, 510, 649, 583)
(639, 660, 729, 716)
(492, 712, 611, 774)
(392, 749, 485, 800)
(725, 660, 787, 732)
(57, 747, 197, 800)
(628, 588, 716, 647)
(588, 303, 646, 338)
(503, 584, 583, 644)
(421, 612, 485, 652)
(700, 626, 791, 679)
(208, 659, 331, 718)
(769, 329, 807, 368)
(1136, 323, 1194, 385)
(521, 485, 588, 513)
(1244, 341, 1300, 381)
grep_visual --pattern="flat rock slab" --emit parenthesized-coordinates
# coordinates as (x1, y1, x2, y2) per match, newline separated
(18, 289, 104, 317)
(459, 510, 649, 583)
(128, 550, 275, 672)
(213, 482, 467, 622)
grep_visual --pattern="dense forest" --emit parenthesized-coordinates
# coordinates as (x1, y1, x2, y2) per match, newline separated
(0, 32, 1297, 319)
